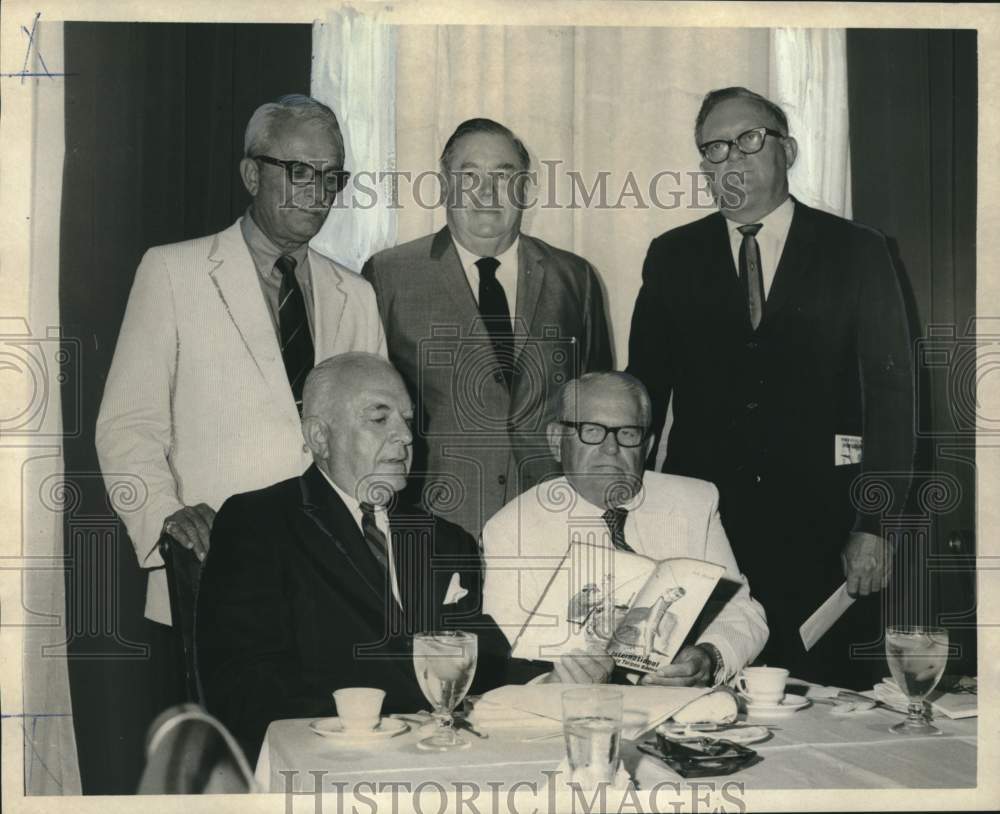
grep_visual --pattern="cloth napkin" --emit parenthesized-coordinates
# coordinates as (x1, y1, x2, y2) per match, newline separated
(468, 683, 710, 740)
(874, 677, 977, 719)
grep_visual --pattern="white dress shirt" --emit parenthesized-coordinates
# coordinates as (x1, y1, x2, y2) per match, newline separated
(453, 236, 520, 313)
(725, 196, 795, 298)
(319, 469, 402, 609)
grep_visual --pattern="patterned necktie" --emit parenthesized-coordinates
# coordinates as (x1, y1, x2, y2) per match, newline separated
(737, 223, 765, 330)
(475, 256, 514, 388)
(602, 507, 635, 554)
(359, 501, 389, 574)
(275, 254, 315, 412)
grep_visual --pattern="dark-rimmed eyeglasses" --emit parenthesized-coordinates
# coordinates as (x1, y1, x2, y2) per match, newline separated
(698, 127, 786, 164)
(558, 421, 647, 448)
(252, 155, 351, 193)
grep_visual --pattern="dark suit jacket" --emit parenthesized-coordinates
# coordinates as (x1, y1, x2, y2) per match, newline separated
(195, 464, 514, 760)
(627, 201, 914, 682)
(362, 227, 613, 538)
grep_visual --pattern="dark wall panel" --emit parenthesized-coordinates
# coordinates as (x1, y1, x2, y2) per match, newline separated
(59, 22, 312, 794)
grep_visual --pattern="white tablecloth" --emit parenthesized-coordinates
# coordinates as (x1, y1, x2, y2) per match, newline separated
(255, 701, 976, 793)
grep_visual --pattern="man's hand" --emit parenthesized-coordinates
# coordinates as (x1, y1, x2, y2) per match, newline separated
(162, 504, 216, 562)
(550, 649, 614, 684)
(640, 645, 713, 687)
(841, 531, 892, 597)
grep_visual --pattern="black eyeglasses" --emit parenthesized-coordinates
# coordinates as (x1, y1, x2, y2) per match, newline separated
(558, 421, 647, 448)
(698, 127, 786, 164)
(252, 155, 351, 193)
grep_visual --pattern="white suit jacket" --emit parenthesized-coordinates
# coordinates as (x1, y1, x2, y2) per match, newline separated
(96, 220, 386, 624)
(481, 472, 768, 680)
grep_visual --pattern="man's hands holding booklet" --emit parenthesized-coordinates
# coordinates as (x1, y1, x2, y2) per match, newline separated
(545, 643, 716, 687)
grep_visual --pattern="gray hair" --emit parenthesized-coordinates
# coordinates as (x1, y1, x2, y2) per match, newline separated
(302, 352, 399, 422)
(694, 86, 790, 145)
(439, 117, 531, 173)
(244, 94, 345, 164)
(555, 372, 652, 429)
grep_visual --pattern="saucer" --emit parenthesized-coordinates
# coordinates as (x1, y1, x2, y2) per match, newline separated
(743, 693, 810, 716)
(309, 717, 409, 739)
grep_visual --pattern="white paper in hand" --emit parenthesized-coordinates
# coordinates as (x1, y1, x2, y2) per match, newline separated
(799, 583, 855, 651)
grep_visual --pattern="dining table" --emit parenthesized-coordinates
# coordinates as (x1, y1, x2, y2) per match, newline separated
(254, 688, 977, 797)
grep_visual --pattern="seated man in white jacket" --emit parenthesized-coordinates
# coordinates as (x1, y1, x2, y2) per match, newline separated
(96, 94, 385, 625)
(481, 371, 768, 686)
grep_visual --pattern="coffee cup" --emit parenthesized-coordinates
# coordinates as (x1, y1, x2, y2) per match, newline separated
(736, 667, 789, 705)
(333, 687, 385, 730)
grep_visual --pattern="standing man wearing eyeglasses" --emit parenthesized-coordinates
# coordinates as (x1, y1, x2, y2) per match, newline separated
(627, 87, 914, 688)
(481, 372, 768, 686)
(96, 94, 385, 626)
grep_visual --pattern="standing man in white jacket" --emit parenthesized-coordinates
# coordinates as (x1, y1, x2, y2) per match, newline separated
(96, 94, 385, 625)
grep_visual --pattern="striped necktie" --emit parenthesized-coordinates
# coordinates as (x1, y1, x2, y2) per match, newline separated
(737, 223, 765, 330)
(275, 254, 314, 412)
(602, 507, 636, 554)
(359, 501, 389, 573)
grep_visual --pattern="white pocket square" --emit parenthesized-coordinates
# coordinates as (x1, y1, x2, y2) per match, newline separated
(443, 572, 469, 605)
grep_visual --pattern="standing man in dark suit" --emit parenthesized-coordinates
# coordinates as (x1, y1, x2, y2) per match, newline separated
(627, 87, 914, 688)
(363, 119, 612, 539)
(196, 353, 510, 760)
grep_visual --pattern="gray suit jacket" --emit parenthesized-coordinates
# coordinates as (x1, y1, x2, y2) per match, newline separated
(362, 227, 612, 537)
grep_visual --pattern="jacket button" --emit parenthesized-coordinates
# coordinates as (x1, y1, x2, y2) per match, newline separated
(747, 401, 758, 410)
(754, 474, 762, 484)
(498, 474, 507, 486)
(747, 340, 758, 350)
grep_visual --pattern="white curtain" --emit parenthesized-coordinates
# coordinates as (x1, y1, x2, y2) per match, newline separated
(769, 28, 852, 218)
(310, 6, 398, 272)
(12, 21, 83, 795)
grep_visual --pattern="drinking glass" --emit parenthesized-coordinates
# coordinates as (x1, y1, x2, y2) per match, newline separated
(562, 687, 623, 787)
(885, 625, 949, 735)
(413, 631, 478, 751)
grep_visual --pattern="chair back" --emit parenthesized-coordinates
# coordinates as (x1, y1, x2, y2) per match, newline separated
(137, 703, 257, 794)
(159, 533, 204, 702)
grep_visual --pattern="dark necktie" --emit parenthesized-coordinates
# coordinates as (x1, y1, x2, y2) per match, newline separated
(475, 256, 514, 387)
(737, 223, 765, 330)
(602, 507, 636, 554)
(359, 501, 389, 574)
(275, 254, 315, 412)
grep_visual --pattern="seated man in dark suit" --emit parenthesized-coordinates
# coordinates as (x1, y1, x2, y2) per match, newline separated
(196, 352, 512, 760)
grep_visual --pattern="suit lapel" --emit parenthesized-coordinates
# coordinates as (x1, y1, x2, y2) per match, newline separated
(308, 248, 346, 356)
(387, 504, 438, 633)
(761, 199, 815, 327)
(702, 214, 752, 332)
(430, 227, 481, 323)
(297, 466, 387, 610)
(207, 220, 295, 408)
(513, 236, 546, 358)
(631, 482, 682, 553)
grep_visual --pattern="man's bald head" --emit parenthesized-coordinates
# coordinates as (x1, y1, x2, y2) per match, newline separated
(301, 353, 414, 503)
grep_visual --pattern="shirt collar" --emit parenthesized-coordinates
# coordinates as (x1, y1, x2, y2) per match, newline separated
(453, 234, 520, 277)
(725, 195, 795, 238)
(241, 208, 310, 270)
(316, 467, 387, 525)
(567, 473, 647, 515)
